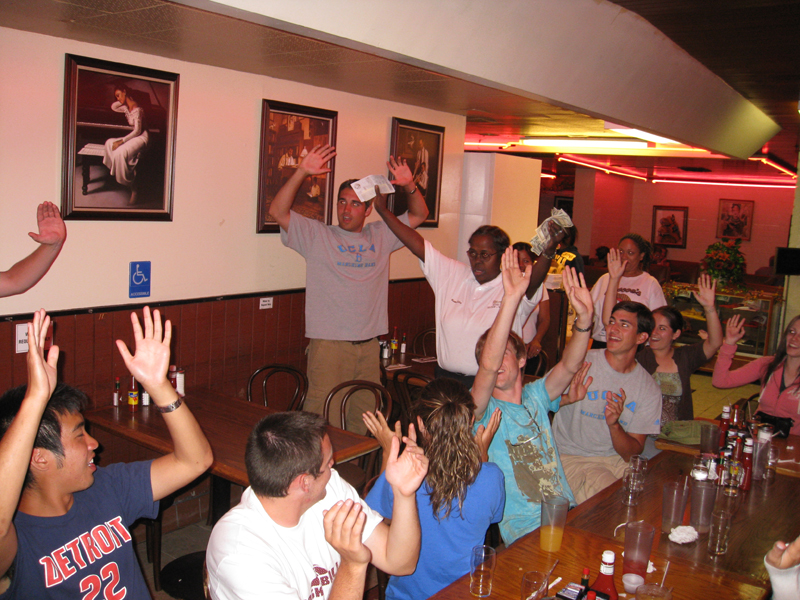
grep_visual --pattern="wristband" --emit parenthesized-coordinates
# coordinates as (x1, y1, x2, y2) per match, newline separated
(543, 249, 556, 260)
(406, 185, 418, 195)
(572, 318, 592, 333)
(156, 397, 183, 413)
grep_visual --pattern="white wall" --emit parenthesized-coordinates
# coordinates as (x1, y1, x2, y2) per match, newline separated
(0, 27, 466, 315)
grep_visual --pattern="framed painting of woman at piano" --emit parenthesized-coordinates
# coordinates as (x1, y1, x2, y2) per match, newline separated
(61, 54, 179, 221)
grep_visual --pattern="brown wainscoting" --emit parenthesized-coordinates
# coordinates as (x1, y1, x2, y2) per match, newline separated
(0, 279, 434, 411)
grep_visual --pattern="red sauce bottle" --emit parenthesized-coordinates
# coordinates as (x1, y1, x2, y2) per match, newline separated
(591, 550, 618, 600)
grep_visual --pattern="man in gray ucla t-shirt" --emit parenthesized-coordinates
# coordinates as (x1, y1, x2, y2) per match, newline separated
(269, 145, 428, 433)
(552, 301, 662, 503)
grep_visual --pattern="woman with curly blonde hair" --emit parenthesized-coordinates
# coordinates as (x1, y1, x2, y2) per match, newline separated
(364, 378, 505, 600)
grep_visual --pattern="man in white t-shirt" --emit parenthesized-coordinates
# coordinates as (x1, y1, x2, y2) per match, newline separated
(270, 147, 428, 433)
(552, 301, 662, 503)
(207, 411, 428, 600)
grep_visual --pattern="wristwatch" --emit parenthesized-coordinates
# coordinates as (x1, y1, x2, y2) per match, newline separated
(572, 318, 592, 333)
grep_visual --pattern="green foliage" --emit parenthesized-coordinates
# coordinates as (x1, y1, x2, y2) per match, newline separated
(703, 238, 746, 285)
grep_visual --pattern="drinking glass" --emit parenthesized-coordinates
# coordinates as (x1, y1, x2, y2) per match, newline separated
(662, 480, 689, 533)
(520, 570, 548, 600)
(470, 545, 496, 597)
(540, 495, 569, 552)
(622, 468, 643, 506)
(636, 584, 673, 599)
(767, 445, 780, 475)
(623, 521, 655, 578)
(708, 510, 733, 556)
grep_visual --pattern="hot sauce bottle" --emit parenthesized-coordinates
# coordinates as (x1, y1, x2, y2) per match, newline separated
(127, 375, 139, 412)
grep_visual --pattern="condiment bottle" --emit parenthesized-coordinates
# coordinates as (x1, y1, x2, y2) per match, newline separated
(127, 375, 139, 412)
(113, 376, 120, 407)
(591, 550, 618, 600)
(753, 425, 773, 480)
(168, 365, 178, 389)
(391, 327, 398, 351)
(719, 405, 731, 449)
(400, 333, 407, 354)
(581, 567, 590, 589)
(740, 438, 753, 491)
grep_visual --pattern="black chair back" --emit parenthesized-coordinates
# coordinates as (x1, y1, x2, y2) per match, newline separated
(247, 364, 308, 411)
(412, 328, 436, 356)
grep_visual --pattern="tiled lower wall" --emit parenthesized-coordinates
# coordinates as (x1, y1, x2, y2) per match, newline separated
(0, 278, 435, 532)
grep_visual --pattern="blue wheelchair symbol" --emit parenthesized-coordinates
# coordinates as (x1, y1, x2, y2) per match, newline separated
(129, 261, 151, 298)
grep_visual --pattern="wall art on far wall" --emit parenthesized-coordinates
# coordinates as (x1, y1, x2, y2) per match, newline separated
(717, 199, 754, 241)
(257, 100, 338, 233)
(62, 54, 179, 221)
(389, 118, 444, 227)
(651, 205, 688, 248)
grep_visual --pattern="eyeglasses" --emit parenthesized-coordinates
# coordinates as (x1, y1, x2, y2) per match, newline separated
(466, 249, 499, 261)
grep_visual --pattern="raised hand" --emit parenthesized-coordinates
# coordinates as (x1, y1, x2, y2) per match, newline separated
(766, 533, 800, 570)
(724, 315, 746, 345)
(298, 144, 336, 177)
(26, 309, 59, 402)
(562, 362, 593, 406)
(474, 408, 501, 462)
(362, 410, 398, 454)
(384, 434, 428, 498)
(323, 499, 370, 566)
(501, 246, 530, 299)
(604, 388, 626, 427)
(607, 248, 627, 280)
(693, 274, 717, 309)
(29, 202, 66, 246)
(115, 306, 171, 390)
(372, 185, 389, 214)
(563, 266, 593, 321)
(387, 156, 413, 188)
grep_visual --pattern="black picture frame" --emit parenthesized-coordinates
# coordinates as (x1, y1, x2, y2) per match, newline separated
(61, 54, 179, 221)
(389, 118, 444, 227)
(257, 100, 338, 233)
(651, 205, 688, 248)
(716, 199, 754, 241)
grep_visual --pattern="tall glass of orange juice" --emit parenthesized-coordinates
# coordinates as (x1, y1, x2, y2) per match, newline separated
(540, 495, 569, 552)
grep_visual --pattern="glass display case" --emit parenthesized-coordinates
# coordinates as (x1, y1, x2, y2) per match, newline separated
(663, 282, 784, 359)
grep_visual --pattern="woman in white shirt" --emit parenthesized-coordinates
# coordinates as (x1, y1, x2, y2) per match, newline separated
(590, 233, 666, 348)
(103, 82, 149, 205)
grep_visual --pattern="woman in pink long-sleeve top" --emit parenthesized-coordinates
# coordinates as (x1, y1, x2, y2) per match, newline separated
(713, 314, 800, 436)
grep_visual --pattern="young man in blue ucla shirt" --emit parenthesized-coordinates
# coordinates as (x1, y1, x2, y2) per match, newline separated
(270, 145, 428, 433)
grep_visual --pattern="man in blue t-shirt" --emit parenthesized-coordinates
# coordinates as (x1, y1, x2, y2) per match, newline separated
(471, 249, 595, 545)
(0, 307, 213, 598)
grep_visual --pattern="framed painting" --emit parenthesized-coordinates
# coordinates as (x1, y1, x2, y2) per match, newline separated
(388, 118, 444, 227)
(651, 205, 688, 248)
(257, 100, 338, 233)
(716, 199, 754, 241)
(61, 54, 179, 220)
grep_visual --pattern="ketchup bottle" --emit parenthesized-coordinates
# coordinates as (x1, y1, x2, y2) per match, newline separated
(740, 438, 754, 491)
(718, 405, 731, 450)
(591, 550, 618, 600)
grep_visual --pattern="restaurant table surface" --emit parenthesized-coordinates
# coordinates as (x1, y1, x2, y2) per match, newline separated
(654, 429, 800, 479)
(380, 351, 437, 380)
(84, 386, 379, 487)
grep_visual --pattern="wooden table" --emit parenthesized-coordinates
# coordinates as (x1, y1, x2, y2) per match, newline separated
(85, 387, 379, 520)
(380, 351, 437, 380)
(567, 451, 800, 589)
(655, 429, 800, 479)
(429, 526, 766, 600)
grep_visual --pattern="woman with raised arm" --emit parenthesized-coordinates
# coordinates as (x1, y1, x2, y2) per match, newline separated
(601, 249, 723, 427)
(363, 380, 504, 600)
(590, 233, 666, 348)
(713, 314, 800, 436)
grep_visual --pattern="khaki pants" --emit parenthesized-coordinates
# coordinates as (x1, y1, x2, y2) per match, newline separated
(305, 338, 381, 435)
(559, 454, 628, 504)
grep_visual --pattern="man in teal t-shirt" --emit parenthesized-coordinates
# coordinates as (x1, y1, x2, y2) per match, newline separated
(471, 249, 595, 545)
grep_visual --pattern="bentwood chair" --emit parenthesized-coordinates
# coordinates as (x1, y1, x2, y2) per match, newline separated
(523, 349, 549, 382)
(246, 364, 308, 411)
(411, 328, 437, 357)
(323, 380, 393, 496)
(392, 371, 432, 433)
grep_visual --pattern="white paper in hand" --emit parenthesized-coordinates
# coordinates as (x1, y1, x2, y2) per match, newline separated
(349, 175, 395, 202)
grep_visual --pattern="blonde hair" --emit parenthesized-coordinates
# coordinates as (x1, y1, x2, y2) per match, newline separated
(413, 378, 482, 520)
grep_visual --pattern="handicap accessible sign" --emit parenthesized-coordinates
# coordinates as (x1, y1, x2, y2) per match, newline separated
(129, 261, 151, 298)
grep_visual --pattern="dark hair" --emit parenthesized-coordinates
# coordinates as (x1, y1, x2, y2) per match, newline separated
(112, 81, 136, 101)
(653, 306, 684, 333)
(562, 225, 577, 247)
(512, 241, 535, 262)
(469, 225, 510, 254)
(611, 301, 655, 337)
(475, 328, 526, 363)
(245, 411, 328, 498)
(762, 315, 800, 390)
(620, 233, 653, 270)
(412, 379, 481, 520)
(0, 383, 87, 489)
(595, 246, 610, 261)
(337, 179, 370, 208)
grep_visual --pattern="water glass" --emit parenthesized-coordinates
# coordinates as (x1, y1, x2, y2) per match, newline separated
(707, 510, 733, 556)
(636, 584, 673, 599)
(623, 521, 655, 578)
(690, 480, 718, 534)
(661, 480, 689, 533)
(540, 495, 569, 552)
(767, 445, 780, 476)
(699, 422, 720, 454)
(520, 570, 548, 600)
(622, 468, 643, 506)
(470, 545, 496, 597)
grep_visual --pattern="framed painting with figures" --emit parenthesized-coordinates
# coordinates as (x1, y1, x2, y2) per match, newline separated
(651, 205, 688, 248)
(716, 199, 754, 241)
(61, 54, 179, 221)
(257, 100, 338, 233)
